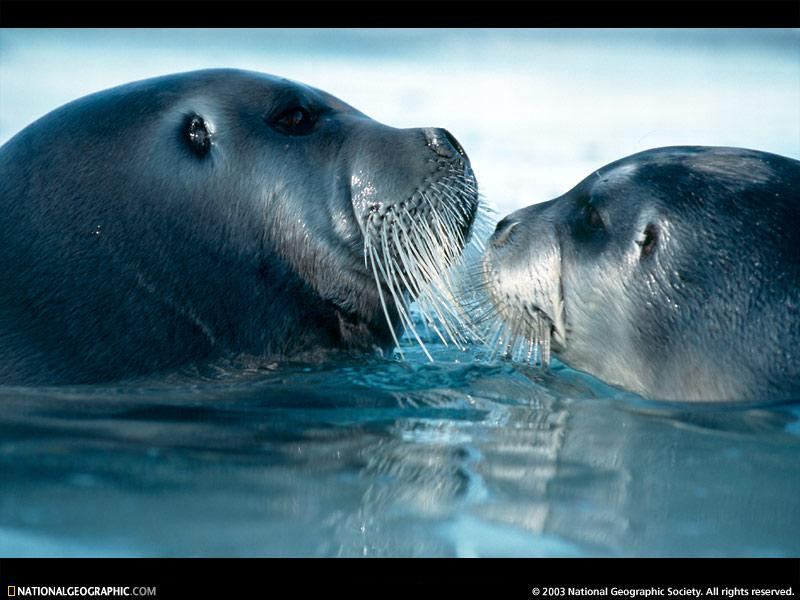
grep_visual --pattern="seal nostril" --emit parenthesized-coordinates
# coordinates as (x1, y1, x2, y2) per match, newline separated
(491, 218, 519, 248)
(441, 128, 466, 158)
(424, 127, 467, 159)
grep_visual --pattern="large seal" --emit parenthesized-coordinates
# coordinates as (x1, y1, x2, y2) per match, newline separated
(0, 69, 480, 385)
(480, 146, 800, 402)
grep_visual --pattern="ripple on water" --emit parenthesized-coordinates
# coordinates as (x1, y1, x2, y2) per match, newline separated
(0, 342, 798, 557)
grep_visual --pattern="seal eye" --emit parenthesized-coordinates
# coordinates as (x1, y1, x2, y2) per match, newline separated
(272, 107, 315, 136)
(184, 115, 212, 158)
(584, 205, 604, 230)
(637, 223, 659, 259)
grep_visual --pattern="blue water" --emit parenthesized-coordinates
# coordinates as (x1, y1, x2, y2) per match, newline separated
(2, 341, 799, 557)
(1, 29, 799, 556)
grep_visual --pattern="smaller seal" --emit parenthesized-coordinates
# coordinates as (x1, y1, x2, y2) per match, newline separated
(480, 146, 800, 402)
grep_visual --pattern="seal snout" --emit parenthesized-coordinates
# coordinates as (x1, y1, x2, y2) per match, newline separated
(423, 127, 467, 160)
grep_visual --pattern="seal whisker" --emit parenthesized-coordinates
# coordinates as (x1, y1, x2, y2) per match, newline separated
(398, 241, 470, 346)
(396, 215, 442, 288)
(398, 211, 477, 343)
(437, 182, 473, 226)
(379, 222, 433, 360)
(431, 182, 469, 229)
(388, 226, 451, 343)
(358, 161, 483, 360)
(391, 231, 455, 346)
(420, 191, 459, 264)
(367, 245, 404, 357)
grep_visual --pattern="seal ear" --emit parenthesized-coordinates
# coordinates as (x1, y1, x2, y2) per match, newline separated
(636, 223, 659, 259)
(183, 114, 212, 158)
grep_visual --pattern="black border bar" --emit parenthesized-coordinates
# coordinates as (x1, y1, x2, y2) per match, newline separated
(1, 1, 799, 28)
(1, 558, 799, 599)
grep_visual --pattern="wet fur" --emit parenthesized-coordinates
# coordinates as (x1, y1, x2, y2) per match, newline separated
(484, 147, 800, 402)
(0, 69, 478, 384)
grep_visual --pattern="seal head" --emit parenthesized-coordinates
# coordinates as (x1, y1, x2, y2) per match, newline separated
(0, 69, 480, 384)
(482, 146, 800, 402)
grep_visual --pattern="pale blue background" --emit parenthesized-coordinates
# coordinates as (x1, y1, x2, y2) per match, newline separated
(2, 28, 798, 216)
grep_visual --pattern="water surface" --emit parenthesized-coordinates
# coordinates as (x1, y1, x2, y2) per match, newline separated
(2, 343, 798, 557)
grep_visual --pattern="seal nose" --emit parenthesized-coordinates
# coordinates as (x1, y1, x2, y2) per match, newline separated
(424, 128, 467, 159)
(491, 217, 520, 248)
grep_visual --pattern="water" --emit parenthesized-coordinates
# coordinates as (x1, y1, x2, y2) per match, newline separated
(1, 29, 799, 556)
(2, 342, 799, 557)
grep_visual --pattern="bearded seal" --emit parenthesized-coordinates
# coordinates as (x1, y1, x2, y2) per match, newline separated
(0, 69, 480, 385)
(480, 146, 800, 402)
